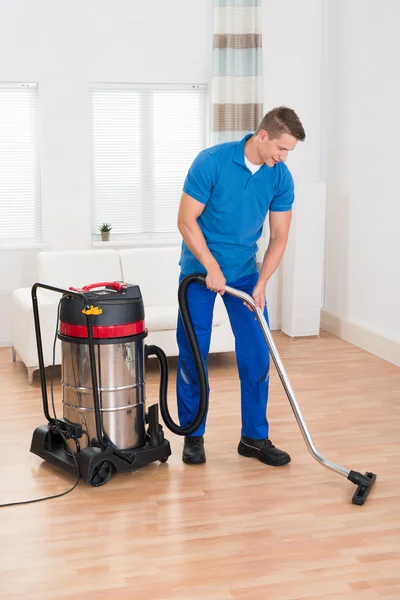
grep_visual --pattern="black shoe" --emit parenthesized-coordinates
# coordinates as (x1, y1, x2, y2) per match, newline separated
(182, 436, 206, 464)
(238, 436, 291, 466)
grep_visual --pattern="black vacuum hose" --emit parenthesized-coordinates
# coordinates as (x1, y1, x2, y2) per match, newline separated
(146, 273, 208, 436)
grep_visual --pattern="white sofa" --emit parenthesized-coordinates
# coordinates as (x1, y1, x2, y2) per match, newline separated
(11, 247, 234, 383)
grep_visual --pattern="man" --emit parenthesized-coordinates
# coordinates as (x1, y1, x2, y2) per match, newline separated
(176, 106, 305, 465)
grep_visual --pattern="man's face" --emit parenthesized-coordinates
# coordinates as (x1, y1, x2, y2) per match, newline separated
(257, 131, 298, 167)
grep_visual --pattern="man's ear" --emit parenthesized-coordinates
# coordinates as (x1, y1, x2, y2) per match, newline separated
(257, 129, 269, 143)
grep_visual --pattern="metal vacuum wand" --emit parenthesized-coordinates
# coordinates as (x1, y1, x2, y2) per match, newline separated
(223, 283, 377, 506)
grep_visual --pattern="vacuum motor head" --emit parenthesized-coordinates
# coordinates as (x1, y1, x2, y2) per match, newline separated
(58, 281, 146, 342)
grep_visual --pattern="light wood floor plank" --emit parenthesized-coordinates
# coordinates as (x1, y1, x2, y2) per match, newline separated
(0, 331, 399, 599)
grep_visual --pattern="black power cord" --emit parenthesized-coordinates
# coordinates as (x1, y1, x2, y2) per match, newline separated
(0, 296, 81, 508)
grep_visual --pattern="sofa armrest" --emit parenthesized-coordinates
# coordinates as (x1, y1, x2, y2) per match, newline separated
(11, 288, 62, 369)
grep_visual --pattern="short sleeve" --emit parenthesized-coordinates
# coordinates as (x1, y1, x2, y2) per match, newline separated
(183, 149, 218, 205)
(269, 165, 294, 212)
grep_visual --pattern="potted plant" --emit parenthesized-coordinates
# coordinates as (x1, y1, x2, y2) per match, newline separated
(98, 222, 112, 241)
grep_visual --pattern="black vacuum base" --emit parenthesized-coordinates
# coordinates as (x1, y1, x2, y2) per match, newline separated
(348, 470, 377, 506)
(30, 424, 172, 487)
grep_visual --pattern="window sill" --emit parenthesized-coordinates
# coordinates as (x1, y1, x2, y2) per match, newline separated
(92, 239, 181, 248)
(0, 243, 45, 251)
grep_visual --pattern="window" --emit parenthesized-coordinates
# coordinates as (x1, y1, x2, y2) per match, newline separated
(0, 83, 42, 247)
(90, 84, 207, 243)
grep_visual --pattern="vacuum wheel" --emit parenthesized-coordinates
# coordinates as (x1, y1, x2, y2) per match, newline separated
(159, 457, 168, 463)
(88, 460, 113, 487)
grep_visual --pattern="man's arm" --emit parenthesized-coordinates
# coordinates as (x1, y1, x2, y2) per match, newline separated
(177, 192, 226, 294)
(252, 210, 292, 308)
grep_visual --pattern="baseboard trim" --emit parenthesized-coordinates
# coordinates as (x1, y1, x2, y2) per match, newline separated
(320, 309, 400, 367)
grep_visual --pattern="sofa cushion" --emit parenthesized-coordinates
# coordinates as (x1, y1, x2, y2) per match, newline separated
(119, 247, 181, 307)
(38, 249, 122, 290)
(145, 305, 221, 332)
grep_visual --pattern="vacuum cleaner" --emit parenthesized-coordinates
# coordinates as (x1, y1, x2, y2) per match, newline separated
(29, 274, 377, 505)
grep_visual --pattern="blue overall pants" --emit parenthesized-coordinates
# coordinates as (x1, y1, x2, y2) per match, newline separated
(176, 272, 270, 439)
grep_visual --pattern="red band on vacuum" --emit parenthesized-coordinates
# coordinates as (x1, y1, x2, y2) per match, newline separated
(59, 320, 145, 339)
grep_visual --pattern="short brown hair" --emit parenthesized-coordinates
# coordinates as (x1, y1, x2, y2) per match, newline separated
(256, 106, 305, 141)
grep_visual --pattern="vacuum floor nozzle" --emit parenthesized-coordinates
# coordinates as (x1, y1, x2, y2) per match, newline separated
(349, 471, 377, 506)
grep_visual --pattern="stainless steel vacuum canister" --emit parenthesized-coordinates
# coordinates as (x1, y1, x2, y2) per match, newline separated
(58, 282, 147, 451)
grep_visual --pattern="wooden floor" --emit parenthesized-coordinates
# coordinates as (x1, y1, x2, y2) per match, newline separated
(0, 331, 400, 600)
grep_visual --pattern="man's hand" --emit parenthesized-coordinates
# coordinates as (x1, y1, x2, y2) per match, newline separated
(205, 266, 226, 295)
(252, 282, 266, 309)
(244, 280, 266, 311)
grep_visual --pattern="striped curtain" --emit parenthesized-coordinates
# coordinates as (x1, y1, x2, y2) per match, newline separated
(211, 0, 263, 145)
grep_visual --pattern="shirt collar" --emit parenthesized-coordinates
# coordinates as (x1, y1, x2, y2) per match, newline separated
(233, 133, 254, 167)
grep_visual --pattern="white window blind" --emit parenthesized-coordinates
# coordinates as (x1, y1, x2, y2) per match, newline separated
(90, 84, 207, 242)
(0, 83, 42, 247)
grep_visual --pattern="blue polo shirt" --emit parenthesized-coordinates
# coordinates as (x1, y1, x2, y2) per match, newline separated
(179, 133, 294, 282)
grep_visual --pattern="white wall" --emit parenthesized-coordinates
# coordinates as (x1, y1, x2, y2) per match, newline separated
(262, 0, 326, 337)
(0, 0, 213, 345)
(262, 0, 324, 185)
(0, 0, 325, 345)
(322, 0, 400, 365)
